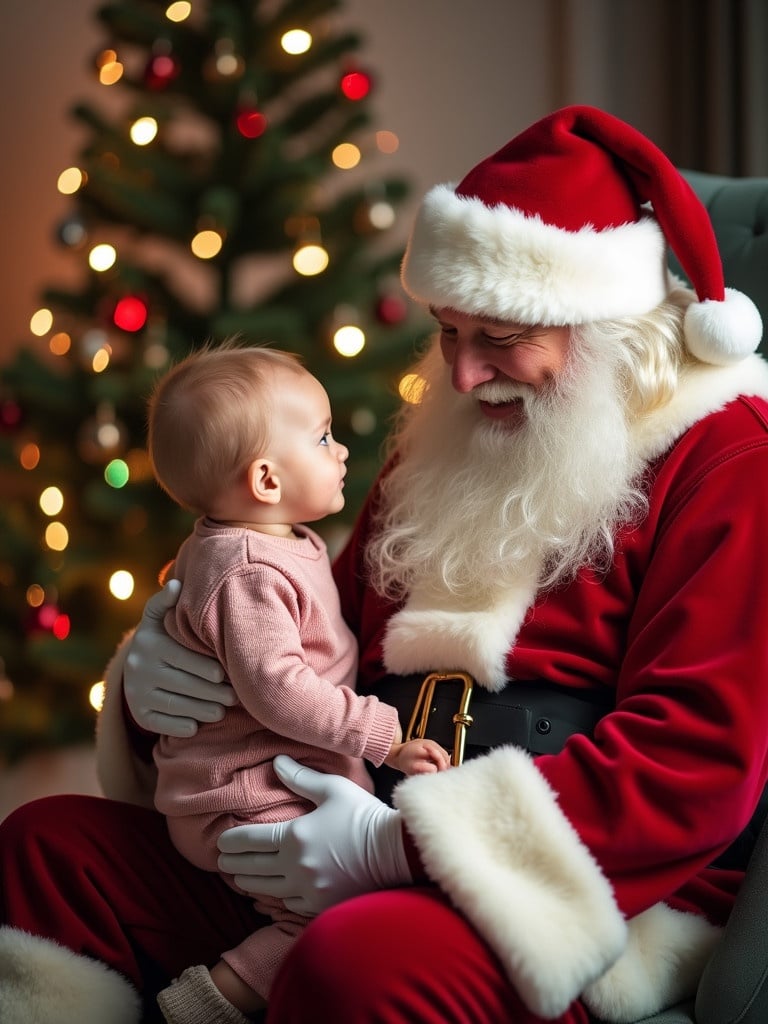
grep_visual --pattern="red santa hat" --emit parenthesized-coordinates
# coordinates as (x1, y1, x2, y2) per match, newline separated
(401, 105, 762, 365)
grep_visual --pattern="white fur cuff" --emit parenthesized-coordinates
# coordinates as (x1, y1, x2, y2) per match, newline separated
(394, 746, 627, 1018)
(0, 927, 141, 1024)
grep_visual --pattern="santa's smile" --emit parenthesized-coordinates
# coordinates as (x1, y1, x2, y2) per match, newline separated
(478, 397, 526, 425)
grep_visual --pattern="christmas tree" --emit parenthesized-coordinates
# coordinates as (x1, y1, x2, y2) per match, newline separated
(0, 0, 422, 761)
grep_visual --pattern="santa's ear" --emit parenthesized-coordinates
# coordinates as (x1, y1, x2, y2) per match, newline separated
(246, 458, 281, 505)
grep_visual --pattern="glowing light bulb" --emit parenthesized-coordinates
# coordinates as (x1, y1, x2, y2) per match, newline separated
(30, 308, 53, 336)
(130, 117, 158, 146)
(19, 443, 40, 470)
(49, 332, 72, 356)
(292, 243, 329, 276)
(191, 229, 223, 259)
(45, 522, 69, 551)
(165, 1, 191, 21)
(375, 130, 400, 154)
(88, 243, 117, 271)
(104, 459, 130, 488)
(57, 167, 86, 195)
(331, 143, 361, 169)
(281, 29, 312, 54)
(100, 63, 124, 86)
(26, 584, 45, 607)
(333, 325, 365, 357)
(92, 347, 111, 373)
(367, 200, 396, 230)
(109, 570, 135, 600)
(398, 373, 428, 405)
(90, 681, 106, 711)
(39, 486, 64, 516)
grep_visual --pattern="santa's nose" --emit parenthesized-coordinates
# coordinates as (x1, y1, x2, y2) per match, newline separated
(443, 338, 497, 393)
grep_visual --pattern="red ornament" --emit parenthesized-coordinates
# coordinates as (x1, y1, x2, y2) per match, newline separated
(113, 295, 148, 332)
(375, 293, 408, 326)
(236, 108, 268, 139)
(340, 69, 372, 101)
(144, 52, 180, 90)
(53, 613, 71, 640)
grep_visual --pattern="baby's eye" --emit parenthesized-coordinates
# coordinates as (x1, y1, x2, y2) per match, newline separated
(319, 432, 331, 446)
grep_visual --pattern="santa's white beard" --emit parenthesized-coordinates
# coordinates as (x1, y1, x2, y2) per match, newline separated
(367, 334, 648, 605)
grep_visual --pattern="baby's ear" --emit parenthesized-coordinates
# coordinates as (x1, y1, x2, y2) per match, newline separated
(246, 458, 281, 504)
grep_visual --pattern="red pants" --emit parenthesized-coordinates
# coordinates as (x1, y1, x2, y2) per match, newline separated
(0, 794, 589, 1024)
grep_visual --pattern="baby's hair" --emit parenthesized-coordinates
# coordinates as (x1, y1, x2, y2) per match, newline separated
(147, 341, 305, 513)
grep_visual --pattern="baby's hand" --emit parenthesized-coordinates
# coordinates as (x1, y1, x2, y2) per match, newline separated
(385, 738, 451, 776)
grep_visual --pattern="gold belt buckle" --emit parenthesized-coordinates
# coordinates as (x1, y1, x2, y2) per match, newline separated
(405, 672, 475, 766)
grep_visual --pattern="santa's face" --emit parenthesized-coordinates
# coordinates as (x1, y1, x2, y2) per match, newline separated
(366, 316, 647, 603)
(431, 306, 572, 428)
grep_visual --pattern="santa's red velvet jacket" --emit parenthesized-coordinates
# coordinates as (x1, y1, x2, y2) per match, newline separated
(99, 355, 768, 1023)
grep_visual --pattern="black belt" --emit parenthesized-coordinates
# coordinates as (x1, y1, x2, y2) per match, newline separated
(378, 672, 612, 760)
(372, 672, 611, 805)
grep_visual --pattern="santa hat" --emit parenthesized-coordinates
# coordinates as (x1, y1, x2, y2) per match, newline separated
(401, 105, 762, 365)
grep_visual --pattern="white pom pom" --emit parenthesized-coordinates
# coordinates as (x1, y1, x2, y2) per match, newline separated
(684, 287, 763, 365)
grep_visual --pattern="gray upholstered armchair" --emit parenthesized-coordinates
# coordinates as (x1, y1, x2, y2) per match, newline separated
(634, 171, 768, 1024)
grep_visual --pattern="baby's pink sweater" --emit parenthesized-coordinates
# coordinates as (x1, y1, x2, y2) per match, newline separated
(154, 519, 398, 824)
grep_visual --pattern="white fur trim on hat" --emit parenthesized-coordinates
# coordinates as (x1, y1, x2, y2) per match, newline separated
(0, 927, 141, 1024)
(684, 287, 763, 365)
(393, 746, 627, 1018)
(401, 184, 668, 326)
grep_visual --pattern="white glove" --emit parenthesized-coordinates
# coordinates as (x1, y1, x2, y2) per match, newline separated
(217, 755, 413, 915)
(124, 580, 237, 737)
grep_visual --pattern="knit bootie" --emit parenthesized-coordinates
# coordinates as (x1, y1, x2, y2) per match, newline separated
(157, 964, 251, 1024)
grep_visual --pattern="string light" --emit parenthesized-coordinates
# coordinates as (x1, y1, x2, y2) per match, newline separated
(44, 522, 69, 552)
(88, 243, 117, 272)
(89, 681, 106, 711)
(109, 570, 135, 600)
(26, 584, 45, 608)
(96, 49, 124, 86)
(367, 200, 396, 230)
(57, 167, 86, 195)
(292, 243, 329, 276)
(30, 308, 53, 336)
(165, 1, 191, 22)
(49, 332, 72, 356)
(210, 39, 244, 79)
(333, 324, 365, 357)
(398, 373, 428, 404)
(191, 229, 224, 259)
(19, 443, 40, 470)
(376, 130, 400, 154)
(281, 29, 312, 55)
(331, 143, 361, 170)
(39, 486, 64, 516)
(104, 459, 130, 488)
(130, 116, 159, 146)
